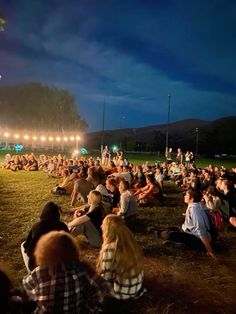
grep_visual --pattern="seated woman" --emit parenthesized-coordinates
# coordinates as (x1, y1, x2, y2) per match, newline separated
(134, 174, 162, 206)
(21, 202, 68, 272)
(9, 155, 22, 171)
(104, 160, 118, 177)
(97, 215, 145, 313)
(113, 179, 138, 229)
(68, 190, 105, 248)
(23, 154, 38, 171)
(86, 166, 101, 188)
(23, 231, 101, 313)
(1, 153, 11, 169)
(51, 169, 75, 195)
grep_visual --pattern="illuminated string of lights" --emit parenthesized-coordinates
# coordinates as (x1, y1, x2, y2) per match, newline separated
(0, 130, 81, 144)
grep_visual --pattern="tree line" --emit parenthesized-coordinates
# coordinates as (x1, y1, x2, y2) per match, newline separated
(0, 82, 88, 132)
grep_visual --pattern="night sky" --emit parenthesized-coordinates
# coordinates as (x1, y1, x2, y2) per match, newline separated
(1, 0, 236, 131)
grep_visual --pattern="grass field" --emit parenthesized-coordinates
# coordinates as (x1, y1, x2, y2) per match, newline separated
(0, 155, 236, 313)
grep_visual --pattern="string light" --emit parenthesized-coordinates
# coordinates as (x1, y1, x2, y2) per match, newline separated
(0, 130, 82, 146)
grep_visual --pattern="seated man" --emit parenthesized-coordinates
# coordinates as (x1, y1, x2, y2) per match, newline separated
(159, 189, 215, 258)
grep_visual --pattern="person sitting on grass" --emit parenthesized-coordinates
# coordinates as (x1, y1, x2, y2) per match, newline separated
(21, 202, 68, 272)
(97, 215, 145, 314)
(134, 174, 163, 206)
(86, 166, 101, 189)
(9, 155, 22, 171)
(51, 169, 76, 195)
(70, 172, 93, 207)
(23, 154, 38, 171)
(68, 190, 105, 248)
(22, 231, 102, 313)
(1, 153, 11, 169)
(0, 265, 34, 314)
(113, 179, 138, 229)
(105, 178, 120, 209)
(159, 189, 215, 258)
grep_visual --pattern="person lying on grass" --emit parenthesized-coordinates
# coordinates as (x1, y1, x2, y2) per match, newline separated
(159, 189, 215, 258)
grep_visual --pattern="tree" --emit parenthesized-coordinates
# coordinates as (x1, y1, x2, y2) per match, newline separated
(0, 14, 6, 31)
(0, 82, 88, 131)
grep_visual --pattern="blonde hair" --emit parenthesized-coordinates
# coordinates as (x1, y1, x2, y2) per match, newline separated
(35, 231, 79, 267)
(97, 215, 142, 279)
(88, 190, 102, 205)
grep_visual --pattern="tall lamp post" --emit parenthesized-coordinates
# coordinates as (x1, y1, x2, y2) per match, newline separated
(101, 100, 106, 156)
(195, 128, 199, 156)
(165, 94, 171, 157)
(119, 115, 125, 150)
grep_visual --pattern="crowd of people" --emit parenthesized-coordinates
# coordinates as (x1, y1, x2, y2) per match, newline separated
(1, 147, 236, 313)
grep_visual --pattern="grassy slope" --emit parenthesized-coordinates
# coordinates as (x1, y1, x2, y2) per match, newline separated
(0, 167, 236, 313)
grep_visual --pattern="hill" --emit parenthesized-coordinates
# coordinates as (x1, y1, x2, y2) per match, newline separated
(85, 116, 236, 154)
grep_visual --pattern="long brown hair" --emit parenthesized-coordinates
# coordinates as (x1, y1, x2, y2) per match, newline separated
(97, 215, 142, 279)
(35, 231, 79, 268)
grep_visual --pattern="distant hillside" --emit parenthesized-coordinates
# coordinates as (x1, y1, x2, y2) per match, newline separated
(85, 116, 236, 154)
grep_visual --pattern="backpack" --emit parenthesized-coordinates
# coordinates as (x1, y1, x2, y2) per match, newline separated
(204, 209, 219, 242)
(213, 210, 225, 232)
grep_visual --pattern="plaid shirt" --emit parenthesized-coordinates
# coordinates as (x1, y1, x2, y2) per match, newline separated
(23, 261, 99, 313)
(100, 243, 144, 300)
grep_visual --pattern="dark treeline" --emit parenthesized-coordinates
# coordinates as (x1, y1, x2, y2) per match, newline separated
(0, 82, 87, 132)
(86, 117, 236, 155)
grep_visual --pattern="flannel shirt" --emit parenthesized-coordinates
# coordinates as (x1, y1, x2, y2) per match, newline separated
(23, 261, 98, 313)
(100, 243, 144, 300)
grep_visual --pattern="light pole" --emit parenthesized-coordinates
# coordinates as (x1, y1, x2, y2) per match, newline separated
(165, 94, 171, 157)
(101, 100, 106, 156)
(119, 115, 125, 149)
(195, 128, 199, 156)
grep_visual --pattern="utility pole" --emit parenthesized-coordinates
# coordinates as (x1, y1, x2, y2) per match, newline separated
(195, 128, 199, 156)
(101, 100, 105, 155)
(165, 94, 171, 157)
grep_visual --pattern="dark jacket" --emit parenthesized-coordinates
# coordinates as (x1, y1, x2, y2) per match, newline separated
(23, 202, 68, 270)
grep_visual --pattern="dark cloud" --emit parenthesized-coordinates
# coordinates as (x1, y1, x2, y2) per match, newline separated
(1, 0, 236, 131)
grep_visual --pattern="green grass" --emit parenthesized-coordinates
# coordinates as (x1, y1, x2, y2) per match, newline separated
(1, 165, 236, 313)
(1, 149, 235, 169)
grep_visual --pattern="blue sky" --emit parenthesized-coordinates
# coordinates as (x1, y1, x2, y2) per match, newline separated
(1, 0, 236, 131)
